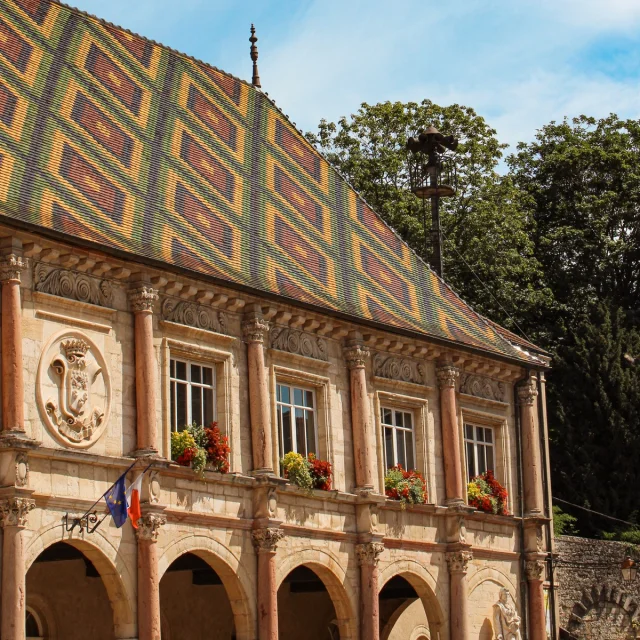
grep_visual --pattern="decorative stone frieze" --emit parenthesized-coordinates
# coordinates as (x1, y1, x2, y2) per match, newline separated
(525, 557, 545, 581)
(459, 372, 505, 402)
(373, 352, 425, 384)
(446, 549, 473, 573)
(252, 527, 285, 554)
(34, 263, 113, 307)
(436, 364, 459, 389)
(344, 342, 369, 370)
(517, 378, 538, 405)
(0, 254, 28, 283)
(135, 513, 166, 541)
(15, 453, 28, 487)
(37, 330, 111, 448)
(128, 286, 158, 313)
(161, 298, 227, 334)
(356, 542, 384, 567)
(270, 326, 328, 361)
(0, 496, 35, 528)
(242, 316, 269, 344)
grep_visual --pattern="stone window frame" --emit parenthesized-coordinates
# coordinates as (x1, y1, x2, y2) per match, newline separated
(275, 381, 319, 458)
(169, 357, 217, 432)
(374, 390, 430, 498)
(379, 405, 417, 472)
(161, 338, 233, 463)
(459, 406, 511, 512)
(269, 365, 332, 479)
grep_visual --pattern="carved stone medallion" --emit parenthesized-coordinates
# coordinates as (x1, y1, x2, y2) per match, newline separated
(270, 327, 328, 361)
(459, 373, 506, 403)
(37, 330, 111, 448)
(34, 263, 113, 307)
(373, 353, 425, 385)
(162, 298, 227, 334)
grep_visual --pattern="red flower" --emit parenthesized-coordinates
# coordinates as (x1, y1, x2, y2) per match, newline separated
(204, 423, 230, 474)
(176, 447, 197, 467)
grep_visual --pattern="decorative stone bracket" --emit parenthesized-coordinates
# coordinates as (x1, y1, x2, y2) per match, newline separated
(0, 254, 28, 283)
(252, 527, 285, 554)
(270, 326, 328, 361)
(344, 342, 369, 370)
(446, 549, 473, 574)
(135, 513, 166, 542)
(162, 298, 227, 334)
(0, 496, 35, 528)
(34, 263, 113, 307)
(436, 365, 459, 389)
(459, 372, 505, 402)
(128, 286, 159, 313)
(356, 541, 385, 567)
(373, 352, 425, 385)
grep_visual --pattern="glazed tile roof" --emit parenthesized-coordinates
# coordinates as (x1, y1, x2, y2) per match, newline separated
(0, 0, 540, 364)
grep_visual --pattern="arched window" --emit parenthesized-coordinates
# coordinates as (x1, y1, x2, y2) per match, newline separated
(26, 607, 44, 639)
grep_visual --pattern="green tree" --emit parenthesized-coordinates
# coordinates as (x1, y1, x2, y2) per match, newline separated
(307, 100, 552, 332)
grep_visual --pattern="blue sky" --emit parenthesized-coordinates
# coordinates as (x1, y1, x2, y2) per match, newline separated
(68, 0, 640, 156)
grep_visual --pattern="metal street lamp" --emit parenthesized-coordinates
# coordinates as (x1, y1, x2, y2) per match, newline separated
(621, 556, 637, 583)
(406, 127, 458, 278)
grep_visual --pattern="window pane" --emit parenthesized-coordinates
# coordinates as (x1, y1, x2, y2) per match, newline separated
(304, 390, 314, 408)
(466, 442, 476, 479)
(305, 411, 316, 456)
(281, 406, 292, 454)
(486, 445, 495, 473)
(396, 429, 406, 468)
(176, 360, 187, 380)
(294, 387, 304, 407)
(384, 427, 394, 468)
(465, 424, 474, 440)
(484, 428, 493, 444)
(478, 444, 487, 474)
(404, 412, 413, 429)
(476, 426, 484, 442)
(203, 366, 213, 386)
(382, 408, 392, 425)
(191, 386, 202, 425)
(406, 429, 415, 471)
(277, 384, 281, 402)
(170, 381, 176, 431)
(280, 385, 290, 405)
(395, 411, 404, 428)
(295, 408, 305, 454)
(176, 383, 187, 430)
(203, 388, 214, 426)
(170, 359, 175, 377)
(191, 364, 201, 384)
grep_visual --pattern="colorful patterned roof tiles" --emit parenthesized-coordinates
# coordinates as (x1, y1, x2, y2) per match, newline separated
(0, 0, 540, 363)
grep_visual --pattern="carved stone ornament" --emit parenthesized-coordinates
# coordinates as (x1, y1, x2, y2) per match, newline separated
(34, 263, 113, 307)
(344, 342, 369, 370)
(37, 330, 111, 448)
(356, 542, 385, 566)
(373, 352, 425, 385)
(270, 326, 328, 361)
(0, 254, 28, 283)
(436, 365, 459, 389)
(459, 372, 505, 402)
(242, 316, 269, 344)
(517, 378, 538, 406)
(446, 549, 473, 573)
(135, 513, 166, 541)
(15, 453, 29, 488)
(252, 527, 285, 553)
(162, 298, 227, 334)
(128, 286, 158, 313)
(0, 496, 35, 528)
(525, 558, 545, 581)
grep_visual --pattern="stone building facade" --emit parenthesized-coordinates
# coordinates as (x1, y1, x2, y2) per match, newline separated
(0, 1, 554, 638)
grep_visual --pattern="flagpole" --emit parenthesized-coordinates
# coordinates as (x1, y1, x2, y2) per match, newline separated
(79, 459, 139, 520)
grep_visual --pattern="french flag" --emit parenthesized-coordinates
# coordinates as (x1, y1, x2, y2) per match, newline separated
(125, 473, 143, 529)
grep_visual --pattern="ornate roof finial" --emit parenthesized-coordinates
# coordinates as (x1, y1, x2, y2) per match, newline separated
(249, 24, 261, 88)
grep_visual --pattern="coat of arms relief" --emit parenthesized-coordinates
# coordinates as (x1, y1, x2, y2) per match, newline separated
(37, 330, 111, 448)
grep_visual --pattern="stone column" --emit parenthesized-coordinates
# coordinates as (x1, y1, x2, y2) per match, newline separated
(0, 254, 28, 435)
(0, 495, 35, 640)
(344, 337, 374, 491)
(526, 557, 547, 640)
(252, 527, 285, 640)
(136, 512, 166, 640)
(518, 376, 543, 516)
(128, 286, 159, 455)
(356, 541, 384, 640)
(436, 364, 464, 505)
(243, 307, 273, 474)
(446, 549, 472, 640)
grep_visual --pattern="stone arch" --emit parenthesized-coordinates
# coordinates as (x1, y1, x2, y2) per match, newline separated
(567, 582, 639, 637)
(25, 524, 135, 639)
(378, 558, 446, 639)
(158, 533, 255, 640)
(410, 625, 431, 640)
(468, 566, 518, 597)
(26, 594, 58, 639)
(275, 546, 358, 640)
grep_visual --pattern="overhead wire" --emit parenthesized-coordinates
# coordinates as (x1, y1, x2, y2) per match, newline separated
(553, 496, 640, 529)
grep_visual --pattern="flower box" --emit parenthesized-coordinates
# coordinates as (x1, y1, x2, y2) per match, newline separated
(384, 465, 427, 507)
(467, 470, 509, 515)
(281, 452, 332, 491)
(171, 422, 230, 478)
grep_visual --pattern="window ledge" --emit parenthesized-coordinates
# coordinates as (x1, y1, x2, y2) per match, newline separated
(458, 392, 509, 410)
(268, 348, 331, 369)
(165, 462, 257, 486)
(278, 483, 359, 503)
(381, 499, 447, 515)
(160, 320, 236, 343)
(373, 376, 434, 394)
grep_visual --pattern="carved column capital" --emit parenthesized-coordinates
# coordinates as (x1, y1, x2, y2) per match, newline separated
(0, 496, 35, 528)
(0, 254, 28, 284)
(344, 342, 370, 370)
(135, 513, 166, 542)
(128, 286, 158, 313)
(517, 378, 538, 405)
(356, 542, 384, 567)
(436, 364, 459, 389)
(242, 315, 270, 344)
(525, 557, 545, 581)
(446, 549, 473, 574)
(252, 527, 284, 554)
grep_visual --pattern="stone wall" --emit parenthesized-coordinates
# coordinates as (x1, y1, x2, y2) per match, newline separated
(556, 535, 640, 639)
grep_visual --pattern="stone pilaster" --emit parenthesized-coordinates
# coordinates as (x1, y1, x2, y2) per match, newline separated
(136, 512, 166, 640)
(344, 335, 374, 492)
(356, 542, 384, 640)
(518, 376, 543, 516)
(253, 527, 284, 640)
(436, 364, 464, 505)
(525, 555, 547, 640)
(0, 494, 35, 640)
(129, 286, 159, 456)
(243, 307, 273, 474)
(446, 548, 473, 640)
